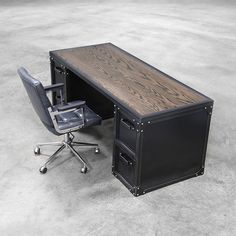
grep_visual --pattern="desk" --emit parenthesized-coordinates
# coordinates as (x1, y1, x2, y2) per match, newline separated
(50, 43, 213, 196)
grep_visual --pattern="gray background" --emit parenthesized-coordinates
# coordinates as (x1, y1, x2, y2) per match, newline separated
(0, 0, 235, 235)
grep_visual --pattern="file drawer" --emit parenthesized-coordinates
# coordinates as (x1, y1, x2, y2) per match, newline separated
(117, 112, 137, 152)
(113, 144, 136, 186)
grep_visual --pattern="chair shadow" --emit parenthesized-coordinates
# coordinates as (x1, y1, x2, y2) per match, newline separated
(37, 118, 115, 192)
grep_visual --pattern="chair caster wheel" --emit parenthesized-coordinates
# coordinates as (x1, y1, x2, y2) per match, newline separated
(34, 146, 40, 155)
(94, 147, 100, 154)
(39, 166, 47, 174)
(81, 166, 88, 174)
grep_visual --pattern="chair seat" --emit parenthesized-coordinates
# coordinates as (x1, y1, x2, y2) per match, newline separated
(56, 105, 101, 131)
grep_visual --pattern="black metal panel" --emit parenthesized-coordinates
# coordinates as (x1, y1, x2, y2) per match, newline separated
(140, 107, 210, 190)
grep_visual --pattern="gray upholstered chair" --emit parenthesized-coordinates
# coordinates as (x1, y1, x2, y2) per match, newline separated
(17, 67, 102, 174)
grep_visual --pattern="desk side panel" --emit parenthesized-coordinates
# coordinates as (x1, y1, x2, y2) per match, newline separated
(138, 104, 213, 194)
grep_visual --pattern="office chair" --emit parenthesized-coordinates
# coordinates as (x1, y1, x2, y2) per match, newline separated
(17, 67, 102, 174)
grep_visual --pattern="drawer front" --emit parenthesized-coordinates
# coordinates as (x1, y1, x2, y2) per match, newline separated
(54, 60, 66, 83)
(117, 112, 137, 152)
(114, 144, 136, 185)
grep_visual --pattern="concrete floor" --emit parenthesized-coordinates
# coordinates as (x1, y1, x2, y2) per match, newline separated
(0, 0, 236, 235)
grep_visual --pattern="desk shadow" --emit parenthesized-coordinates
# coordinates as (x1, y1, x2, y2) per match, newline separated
(77, 118, 114, 141)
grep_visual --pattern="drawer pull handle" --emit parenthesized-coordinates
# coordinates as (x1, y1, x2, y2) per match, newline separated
(121, 118, 134, 130)
(55, 67, 64, 74)
(119, 152, 133, 166)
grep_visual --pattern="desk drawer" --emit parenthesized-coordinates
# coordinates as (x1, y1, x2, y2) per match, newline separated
(113, 144, 136, 186)
(117, 112, 137, 151)
(54, 61, 66, 83)
(51, 59, 67, 104)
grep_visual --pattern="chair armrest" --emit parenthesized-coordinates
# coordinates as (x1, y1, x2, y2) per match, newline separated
(44, 83, 64, 92)
(56, 100, 86, 111)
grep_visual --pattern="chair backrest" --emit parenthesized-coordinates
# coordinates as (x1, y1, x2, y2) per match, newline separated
(17, 67, 55, 132)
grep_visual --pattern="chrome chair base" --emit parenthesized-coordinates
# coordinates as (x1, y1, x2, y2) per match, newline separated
(34, 133, 100, 174)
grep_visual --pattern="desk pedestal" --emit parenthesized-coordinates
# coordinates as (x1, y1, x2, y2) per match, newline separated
(112, 103, 212, 196)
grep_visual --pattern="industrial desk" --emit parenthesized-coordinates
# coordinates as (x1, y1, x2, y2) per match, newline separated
(49, 43, 213, 196)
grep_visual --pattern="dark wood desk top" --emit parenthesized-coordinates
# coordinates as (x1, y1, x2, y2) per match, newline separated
(51, 43, 208, 116)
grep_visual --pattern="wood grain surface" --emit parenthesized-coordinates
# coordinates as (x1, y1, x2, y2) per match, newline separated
(52, 43, 207, 116)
